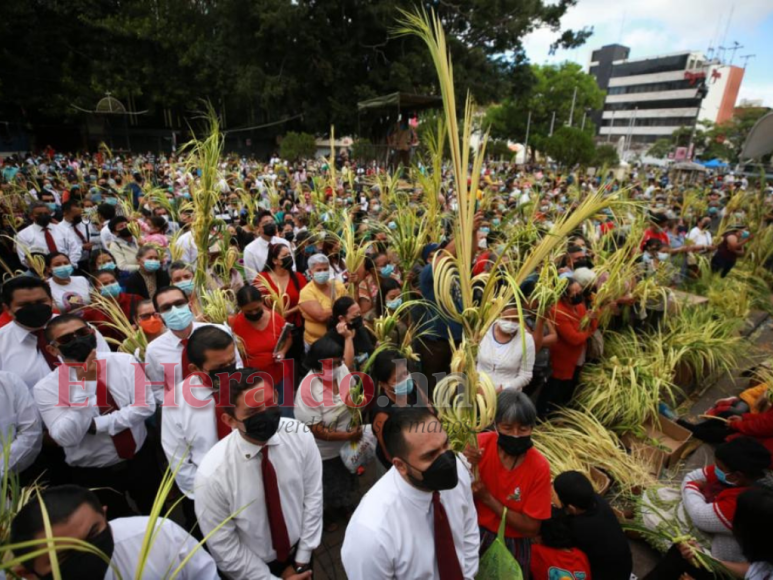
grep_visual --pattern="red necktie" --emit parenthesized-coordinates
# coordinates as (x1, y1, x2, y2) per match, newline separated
(432, 491, 464, 580)
(96, 375, 137, 460)
(261, 445, 291, 562)
(33, 329, 59, 370)
(42, 227, 58, 253)
(71, 224, 87, 243)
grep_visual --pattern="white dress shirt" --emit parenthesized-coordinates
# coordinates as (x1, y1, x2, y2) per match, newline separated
(100, 224, 117, 249)
(687, 226, 713, 248)
(105, 516, 219, 580)
(194, 418, 323, 579)
(15, 222, 81, 266)
(293, 365, 353, 460)
(56, 219, 92, 261)
(0, 319, 111, 390)
(174, 230, 198, 265)
(145, 322, 242, 403)
(341, 458, 480, 580)
(0, 371, 43, 478)
(33, 352, 156, 468)
(243, 236, 293, 281)
(161, 374, 223, 499)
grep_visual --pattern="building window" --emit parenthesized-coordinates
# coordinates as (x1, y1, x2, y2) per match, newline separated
(607, 79, 695, 95)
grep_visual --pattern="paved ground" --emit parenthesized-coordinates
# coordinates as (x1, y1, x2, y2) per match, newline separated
(313, 311, 773, 579)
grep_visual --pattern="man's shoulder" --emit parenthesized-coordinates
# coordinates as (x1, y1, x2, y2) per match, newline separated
(350, 470, 403, 525)
(145, 331, 174, 354)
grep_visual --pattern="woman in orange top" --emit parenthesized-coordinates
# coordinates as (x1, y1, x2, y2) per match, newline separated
(229, 285, 292, 393)
(536, 279, 598, 418)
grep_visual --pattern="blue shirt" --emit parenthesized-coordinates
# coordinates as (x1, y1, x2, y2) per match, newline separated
(417, 263, 463, 341)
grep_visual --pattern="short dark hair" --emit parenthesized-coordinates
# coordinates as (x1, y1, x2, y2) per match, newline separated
(149, 216, 167, 233)
(28, 201, 48, 215)
(44, 251, 70, 268)
(371, 348, 403, 384)
(236, 285, 263, 308)
(254, 209, 273, 226)
(554, 471, 596, 511)
(152, 286, 187, 311)
(97, 203, 117, 220)
(715, 437, 771, 480)
(61, 199, 81, 214)
(2, 276, 52, 306)
(108, 216, 128, 233)
(224, 367, 267, 417)
(733, 487, 773, 564)
(186, 325, 234, 369)
(45, 313, 86, 343)
(382, 406, 437, 462)
(11, 485, 103, 558)
(539, 513, 576, 549)
(304, 336, 344, 371)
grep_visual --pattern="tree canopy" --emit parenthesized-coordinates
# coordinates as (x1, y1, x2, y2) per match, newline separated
(0, 0, 591, 136)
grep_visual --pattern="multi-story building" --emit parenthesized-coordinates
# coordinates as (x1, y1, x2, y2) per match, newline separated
(588, 44, 744, 149)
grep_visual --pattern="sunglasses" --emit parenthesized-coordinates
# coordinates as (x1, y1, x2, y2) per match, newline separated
(158, 298, 188, 313)
(137, 312, 159, 321)
(51, 325, 94, 346)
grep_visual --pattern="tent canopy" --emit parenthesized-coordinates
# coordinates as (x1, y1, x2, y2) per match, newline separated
(671, 161, 707, 172)
(740, 112, 773, 161)
(701, 158, 729, 168)
(357, 92, 442, 113)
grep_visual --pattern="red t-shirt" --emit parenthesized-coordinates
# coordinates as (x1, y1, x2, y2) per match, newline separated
(684, 465, 748, 529)
(530, 545, 592, 580)
(475, 432, 552, 538)
(254, 272, 307, 328)
(81, 293, 143, 347)
(230, 310, 287, 389)
(639, 228, 669, 251)
(0, 310, 13, 329)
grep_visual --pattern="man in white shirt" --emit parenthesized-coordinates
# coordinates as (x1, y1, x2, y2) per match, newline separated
(97, 202, 118, 248)
(145, 286, 242, 403)
(9, 484, 219, 580)
(56, 199, 93, 271)
(15, 202, 81, 267)
(0, 370, 43, 480)
(243, 210, 293, 280)
(342, 407, 480, 579)
(0, 276, 110, 389)
(173, 228, 198, 265)
(195, 372, 321, 580)
(162, 325, 241, 537)
(34, 314, 160, 518)
(687, 215, 714, 253)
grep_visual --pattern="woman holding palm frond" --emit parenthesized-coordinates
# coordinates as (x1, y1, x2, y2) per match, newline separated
(82, 269, 143, 348)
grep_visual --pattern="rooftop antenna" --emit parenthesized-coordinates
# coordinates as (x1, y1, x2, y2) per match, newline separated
(739, 54, 756, 70)
(727, 41, 743, 66)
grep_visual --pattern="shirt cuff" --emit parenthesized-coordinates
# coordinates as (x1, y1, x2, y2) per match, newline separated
(295, 547, 312, 565)
(93, 414, 110, 433)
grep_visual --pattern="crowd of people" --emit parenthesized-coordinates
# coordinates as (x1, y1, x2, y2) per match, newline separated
(0, 148, 772, 580)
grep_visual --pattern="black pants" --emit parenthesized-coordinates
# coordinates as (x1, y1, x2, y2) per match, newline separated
(19, 438, 72, 488)
(644, 544, 714, 580)
(536, 370, 580, 418)
(181, 496, 204, 541)
(70, 440, 162, 519)
(415, 337, 454, 400)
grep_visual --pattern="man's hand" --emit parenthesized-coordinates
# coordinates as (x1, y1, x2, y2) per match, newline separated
(281, 565, 312, 580)
(82, 242, 94, 251)
(336, 321, 355, 340)
(726, 415, 742, 424)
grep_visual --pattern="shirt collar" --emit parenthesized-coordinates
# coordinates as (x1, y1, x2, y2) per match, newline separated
(234, 428, 279, 461)
(391, 465, 434, 513)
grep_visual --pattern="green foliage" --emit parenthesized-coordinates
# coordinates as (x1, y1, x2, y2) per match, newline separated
(593, 143, 619, 167)
(0, 0, 591, 135)
(484, 62, 605, 158)
(647, 138, 673, 159)
(486, 139, 515, 159)
(544, 126, 596, 167)
(279, 132, 317, 161)
(350, 139, 379, 163)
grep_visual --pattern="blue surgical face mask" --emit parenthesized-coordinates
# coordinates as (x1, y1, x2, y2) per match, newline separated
(492, 218, 501, 226)
(100, 261, 117, 271)
(386, 297, 403, 311)
(380, 264, 395, 277)
(161, 304, 193, 331)
(52, 264, 74, 279)
(105, 197, 118, 206)
(313, 270, 330, 284)
(715, 465, 736, 486)
(91, 193, 103, 203)
(175, 279, 195, 295)
(143, 259, 161, 272)
(100, 282, 121, 298)
(480, 227, 490, 234)
(394, 377, 414, 396)
(46, 202, 58, 212)
(388, 221, 397, 230)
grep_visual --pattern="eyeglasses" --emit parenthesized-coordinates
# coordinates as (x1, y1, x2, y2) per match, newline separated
(158, 299, 188, 314)
(51, 325, 94, 346)
(137, 312, 159, 321)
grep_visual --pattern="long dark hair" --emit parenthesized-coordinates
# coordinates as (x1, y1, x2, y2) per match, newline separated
(375, 277, 401, 317)
(262, 243, 300, 292)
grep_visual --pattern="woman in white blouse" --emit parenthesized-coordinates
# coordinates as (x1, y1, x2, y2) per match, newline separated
(294, 335, 362, 532)
(45, 251, 91, 314)
(476, 304, 535, 392)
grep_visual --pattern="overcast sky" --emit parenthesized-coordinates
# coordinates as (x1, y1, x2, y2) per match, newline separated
(522, 0, 773, 107)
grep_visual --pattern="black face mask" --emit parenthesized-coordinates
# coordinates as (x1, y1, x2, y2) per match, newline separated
(244, 309, 264, 322)
(280, 256, 294, 271)
(208, 363, 239, 391)
(58, 332, 97, 363)
(34, 214, 52, 228)
(497, 433, 533, 458)
(36, 524, 114, 580)
(350, 316, 364, 330)
(117, 228, 133, 239)
(404, 450, 459, 492)
(284, 231, 295, 243)
(242, 407, 282, 442)
(13, 303, 53, 329)
(71, 215, 83, 225)
(570, 294, 584, 306)
(262, 223, 277, 237)
(572, 258, 592, 269)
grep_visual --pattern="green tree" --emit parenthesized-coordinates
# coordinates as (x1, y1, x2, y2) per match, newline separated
(484, 62, 604, 159)
(544, 126, 595, 167)
(647, 138, 673, 159)
(279, 132, 317, 161)
(593, 144, 619, 167)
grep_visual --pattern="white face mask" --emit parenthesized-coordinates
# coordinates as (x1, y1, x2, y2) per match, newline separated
(496, 319, 519, 334)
